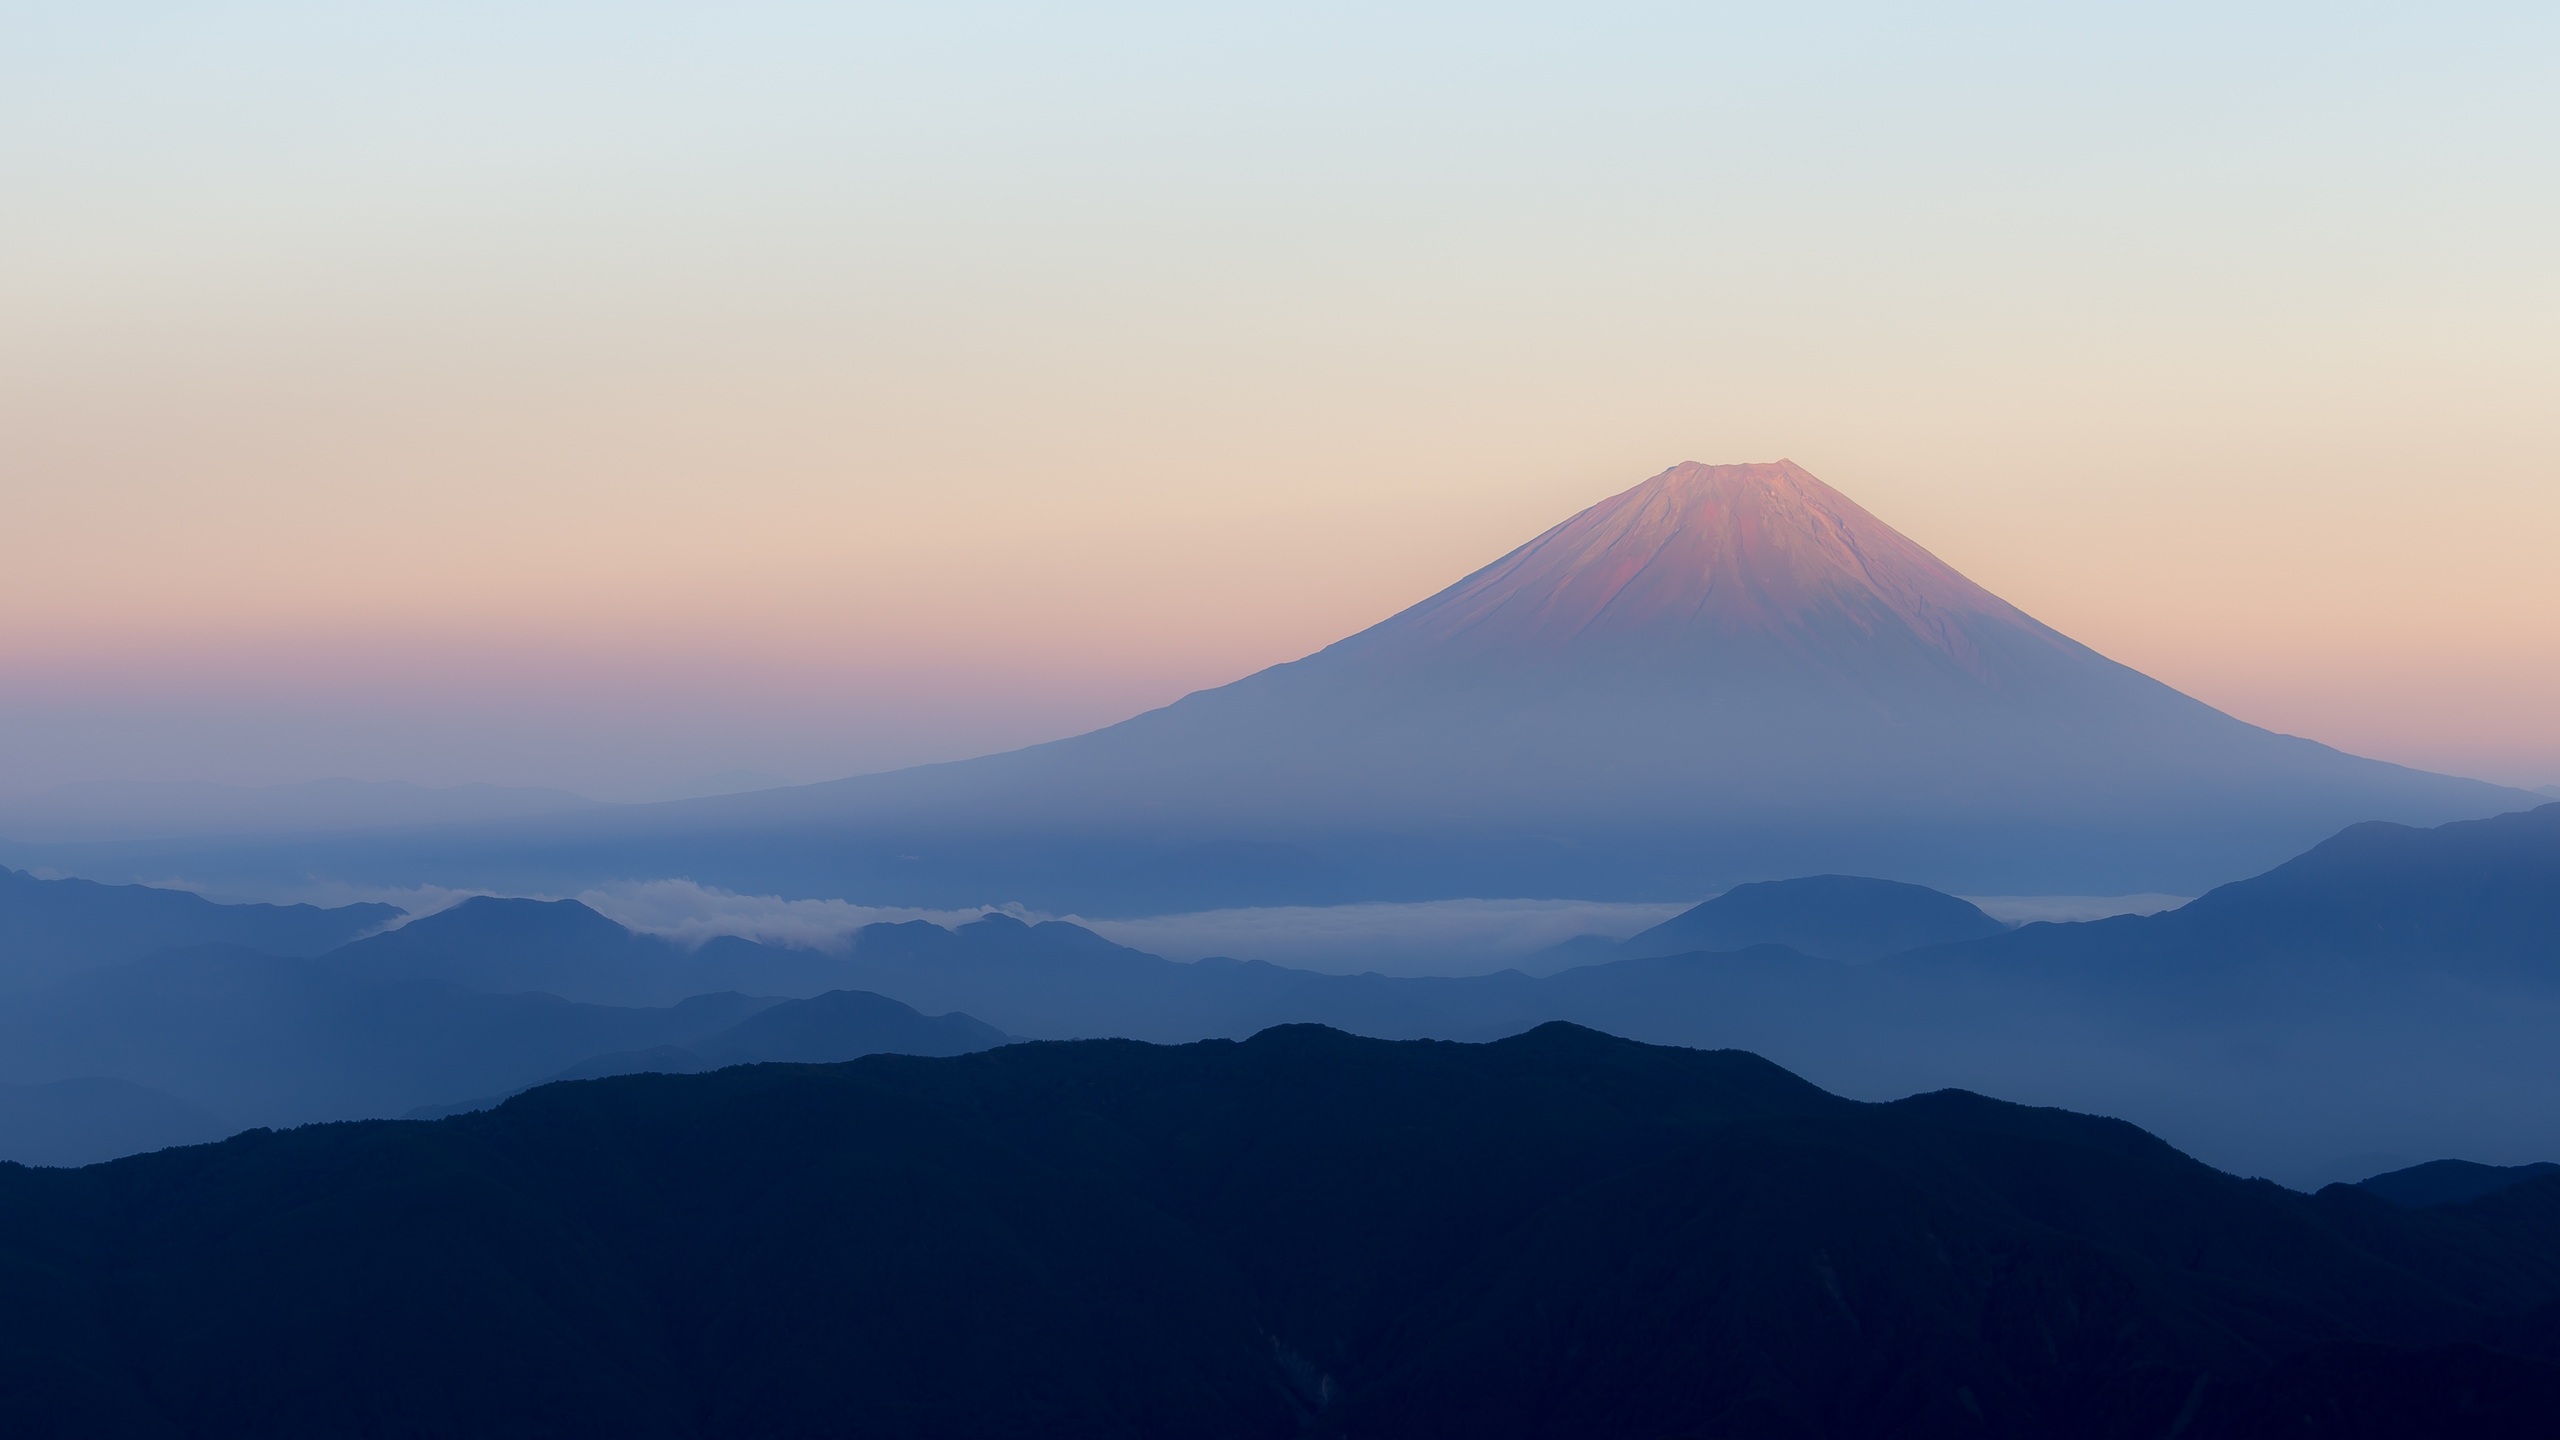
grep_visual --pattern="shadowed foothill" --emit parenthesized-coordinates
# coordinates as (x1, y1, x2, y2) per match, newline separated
(5, 1025, 2560, 1438)
(2360, 1159, 2560, 1209)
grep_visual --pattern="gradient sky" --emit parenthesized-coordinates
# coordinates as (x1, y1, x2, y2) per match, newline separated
(4, 3, 2556, 799)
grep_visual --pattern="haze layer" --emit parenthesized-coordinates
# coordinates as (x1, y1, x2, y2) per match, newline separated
(8, 8, 2557, 797)
(107, 462, 2529, 912)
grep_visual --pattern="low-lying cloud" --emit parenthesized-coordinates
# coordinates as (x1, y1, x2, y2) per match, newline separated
(184, 873, 2189, 977)
(1070, 899, 1692, 976)
(574, 880, 1002, 951)
(573, 887, 1687, 975)
(1966, 894, 2191, 925)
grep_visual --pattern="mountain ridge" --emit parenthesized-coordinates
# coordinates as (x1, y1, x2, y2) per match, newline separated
(0, 866, 400, 984)
(6, 805, 2560, 1179)
(5, 1024, 2560, 1437)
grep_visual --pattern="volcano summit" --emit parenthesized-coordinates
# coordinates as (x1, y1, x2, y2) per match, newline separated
(72, 462, 2537, 910)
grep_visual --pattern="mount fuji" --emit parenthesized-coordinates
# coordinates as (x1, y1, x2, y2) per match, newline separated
(35, 462, 2535, 910)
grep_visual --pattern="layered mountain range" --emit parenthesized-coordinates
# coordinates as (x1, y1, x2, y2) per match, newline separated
(3, 464, 2546, 1436)
(6, 803, 2557, 1182)
(6, 810, 2560, 1435)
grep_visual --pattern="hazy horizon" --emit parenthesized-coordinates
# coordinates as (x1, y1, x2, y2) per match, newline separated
(9, 15, 2560, 1431)
(6, 7, 2557, 801)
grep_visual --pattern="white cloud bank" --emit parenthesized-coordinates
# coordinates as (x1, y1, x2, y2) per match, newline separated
(574, 887, 1688, 976)
(183, 874, 2189, 975)
(1070, 899, 1693, 977)
(1966, 894, 2191, 925)
(284, 879, 1685, 976)
(573, 881, 1003, 951)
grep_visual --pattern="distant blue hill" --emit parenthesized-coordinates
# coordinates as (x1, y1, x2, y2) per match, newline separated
(2359, 1159, 2560, 1208)
(1564, 874, 2009, 963)
(0, 870, 1017, 1160)
(1922, 800, 2560, 975)
(8, 805, 2560, 1182)
(0, 945, 777, 1134)
(0, 866, 398, 984)
(268, 805, 2560, 1183)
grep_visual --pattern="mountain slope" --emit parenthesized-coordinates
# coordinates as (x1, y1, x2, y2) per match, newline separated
(693, 987, 1009, 1065)
(9, 807, 2552, 1179)
(70, 459, 2522, 911)
(815, 461, 2518, 896)
(333, 897, 1189, 1011)
(268, 807, 2560, 1183)
(626, 462, 2535, 905)
(416, 988, 1013, 1118)
(0, 1078, 232, 1169)
(4, 1026, 2560, 1437)
(1611, 874, 2009, 961)
(1923, 802, 2560, 977)
(2361, 1160, 2560, 1209)
(0, 947, 777, 1131)
(0, 867, 400, 985)
(335, 896, 703, 1004)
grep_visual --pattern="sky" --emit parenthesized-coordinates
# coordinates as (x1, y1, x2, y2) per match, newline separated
(4, 2, 2556, 800)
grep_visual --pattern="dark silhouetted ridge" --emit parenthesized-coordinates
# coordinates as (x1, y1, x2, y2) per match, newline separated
(0, 1077, 230, 1169)
(5, 1025, 2560, 1436)
(2360, 1158, 2560, 1208)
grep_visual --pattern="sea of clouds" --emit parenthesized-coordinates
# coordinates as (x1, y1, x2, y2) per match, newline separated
(1965, 894, 2190, 925)
(236, 878, 1687, 976)
(199, 877, 2190, 977)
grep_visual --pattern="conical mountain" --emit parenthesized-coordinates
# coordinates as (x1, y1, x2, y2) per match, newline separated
(248, 463, 2544, 911)
(1335, 459, 2045, 668)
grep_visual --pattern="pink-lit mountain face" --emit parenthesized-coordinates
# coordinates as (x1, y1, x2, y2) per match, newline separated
(1300, 459, 2116, 724)
(194, 462, 2543, 908)
(542, 458, 2529, 905)
(1345, 460, 2036, 671)
(1079, 459, 2218, 819)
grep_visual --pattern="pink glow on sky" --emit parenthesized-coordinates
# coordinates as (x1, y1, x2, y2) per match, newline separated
(3, 7, 2555, 799)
